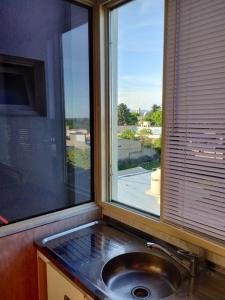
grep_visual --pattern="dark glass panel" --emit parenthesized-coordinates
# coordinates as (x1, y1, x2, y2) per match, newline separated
(0, 0, 93, 226)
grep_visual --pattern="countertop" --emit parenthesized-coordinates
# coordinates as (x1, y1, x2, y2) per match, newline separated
(35, 221, 225, 300)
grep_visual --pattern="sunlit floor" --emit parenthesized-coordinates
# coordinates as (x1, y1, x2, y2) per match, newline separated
(118, 168, 160, 216)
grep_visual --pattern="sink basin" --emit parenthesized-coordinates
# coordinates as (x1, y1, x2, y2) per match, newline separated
(102, 252, 182, 299)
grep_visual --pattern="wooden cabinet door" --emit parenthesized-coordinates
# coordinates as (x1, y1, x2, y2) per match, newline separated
(47, 263, 85, 300)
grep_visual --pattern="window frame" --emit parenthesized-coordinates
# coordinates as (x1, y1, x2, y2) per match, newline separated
(103, 0, 166, 218)
(99, 0, 225, 260)
(107, 0, 164, 219)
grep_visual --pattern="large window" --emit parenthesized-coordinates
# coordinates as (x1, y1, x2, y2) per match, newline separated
(0, 0, 93, 226)
(108, 0, 225, 246)
(109, 0, 164, 216)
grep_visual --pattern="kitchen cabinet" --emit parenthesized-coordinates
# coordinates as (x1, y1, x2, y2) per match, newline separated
(37, 252, 94, 300)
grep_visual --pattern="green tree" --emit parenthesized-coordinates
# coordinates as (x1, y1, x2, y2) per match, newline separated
(142, 104, 162, 123)
(151, 104, 161, 113)
(66, 118, 90, 131)
(128, 112, 138, 125)
(138, 128, 152, 148)
(150, 111, 162, 126)
(66, 119, 74, 129)
(143, 114, 151, 122)
(118, 103, 130, 125)
(119, 129, 136, 140)
(152, 137, 161, 153)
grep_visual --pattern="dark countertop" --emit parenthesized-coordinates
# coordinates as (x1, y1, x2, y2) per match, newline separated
(35, 221, 225, 300)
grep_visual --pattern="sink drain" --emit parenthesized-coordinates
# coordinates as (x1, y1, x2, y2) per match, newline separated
(131, 286, 151, 299)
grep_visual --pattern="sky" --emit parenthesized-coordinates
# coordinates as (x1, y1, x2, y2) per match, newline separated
(116, 0, 164, 111)
(63, 0, 164, 118)
(63, 11, 90, 119)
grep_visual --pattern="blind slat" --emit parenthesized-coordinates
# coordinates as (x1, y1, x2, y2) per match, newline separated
(164, 171, 225, 189)
(164, 0, 225, 244)
(165, 190, 225, 208)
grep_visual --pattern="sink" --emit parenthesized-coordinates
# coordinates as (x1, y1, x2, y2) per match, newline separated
(102, 252, 183, 299)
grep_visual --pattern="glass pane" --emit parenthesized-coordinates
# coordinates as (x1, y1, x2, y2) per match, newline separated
(0, 0, 92, 226)
(62, 6, 91, 205)
(109, 0, 164, 216)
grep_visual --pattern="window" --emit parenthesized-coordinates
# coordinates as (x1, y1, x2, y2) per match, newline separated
(108, 0, 225, 246)
(109, 0, 164, 216)
(0, 0, 93, 226)
(163, 0, 225, 243)
(0, 55, 46, 115)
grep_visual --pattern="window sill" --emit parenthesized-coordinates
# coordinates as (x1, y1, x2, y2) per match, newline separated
(0, 202, 100, 238)
(101, 201, 225, 262)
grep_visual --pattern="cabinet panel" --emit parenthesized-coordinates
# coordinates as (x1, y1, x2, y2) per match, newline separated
(47, 263, 84, 300)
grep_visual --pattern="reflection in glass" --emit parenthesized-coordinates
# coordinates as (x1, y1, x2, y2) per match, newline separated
(62, 10, 91, 204)
(0, 1, 92, 226)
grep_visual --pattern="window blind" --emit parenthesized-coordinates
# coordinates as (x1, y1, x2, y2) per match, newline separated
(163, 0, 225, 242)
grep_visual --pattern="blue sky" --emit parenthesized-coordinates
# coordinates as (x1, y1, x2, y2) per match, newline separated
(116, 0, 164, 111)
(63, 0, 164, 118)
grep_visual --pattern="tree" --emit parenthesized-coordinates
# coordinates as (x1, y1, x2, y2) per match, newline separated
(150, 111, 162, 126)
(138, 128, 152, 148)
(152, 137, 161, 154)
(143, 114, 151, 122)
(128, 112, 138, 125)
(66, 119, 74, 129)
(118, 103, 130, 125)
(151, 104, 161, 113)
(119, 129, 136, 140)
(142, 104, 162, 123)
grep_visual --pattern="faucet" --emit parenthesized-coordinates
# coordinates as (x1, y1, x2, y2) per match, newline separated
(146, 242, 199, 277)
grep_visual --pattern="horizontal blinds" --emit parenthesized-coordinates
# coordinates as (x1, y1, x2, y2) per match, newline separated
(163, 0, 225, 242)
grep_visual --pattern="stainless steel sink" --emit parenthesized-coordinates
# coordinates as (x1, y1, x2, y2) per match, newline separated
(102, 252, 183, 299)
